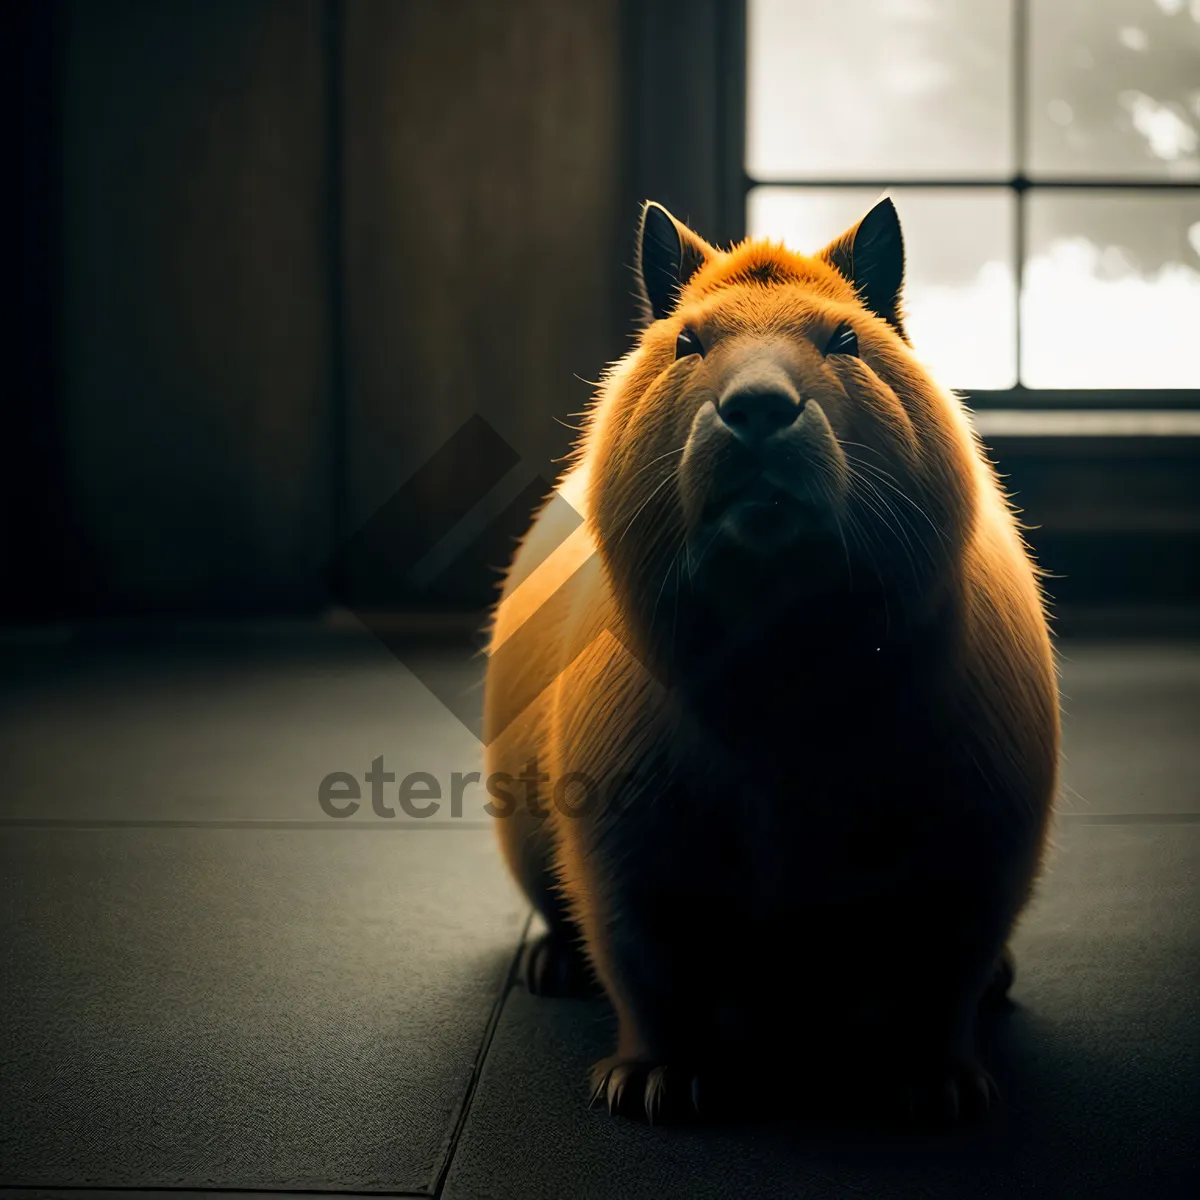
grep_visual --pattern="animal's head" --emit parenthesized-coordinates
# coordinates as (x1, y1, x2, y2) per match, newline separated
(585, 198, 986, 652)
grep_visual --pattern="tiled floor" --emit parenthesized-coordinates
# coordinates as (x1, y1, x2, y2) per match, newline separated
(1, 627, 1196, 1199)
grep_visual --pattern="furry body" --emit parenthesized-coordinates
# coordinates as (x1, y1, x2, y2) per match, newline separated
(483, 201, 1059, 1124)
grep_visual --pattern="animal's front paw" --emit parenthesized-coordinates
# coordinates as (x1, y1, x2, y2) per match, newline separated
(589, 1057, 704, 1124)
(890, 1057, 998, 1125)
(522, 932, 602, 998)
(980, 945, 1015, 1009)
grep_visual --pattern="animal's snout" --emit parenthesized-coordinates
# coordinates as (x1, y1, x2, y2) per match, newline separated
(716, 362, 802, 446)
(717, 387, 800, 444)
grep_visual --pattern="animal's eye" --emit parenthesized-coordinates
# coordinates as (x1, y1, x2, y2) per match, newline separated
(825, 323, 859, 357)
(675, 327, 705, 359)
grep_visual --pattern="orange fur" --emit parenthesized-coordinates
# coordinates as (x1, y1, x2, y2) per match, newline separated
(484, 200, 1059, 1126)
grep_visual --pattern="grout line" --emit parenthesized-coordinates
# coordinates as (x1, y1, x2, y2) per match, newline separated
(1055, 812, 1200, 824)
(0, 923, 534, 1200)
(3, 814, 1198, 833)
(0, 1188, 430, 1197)
(0, 819, 496, 832)
(431, 911, 533, 1199)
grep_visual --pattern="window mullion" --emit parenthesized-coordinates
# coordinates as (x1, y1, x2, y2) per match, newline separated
(1014, 0, 1029, 388)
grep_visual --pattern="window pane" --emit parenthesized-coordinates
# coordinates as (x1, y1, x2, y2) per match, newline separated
(1028, 0, 1200, 180)
(1021, 190, 1200, 387)
(746, 0, 1014, 180)
(747, 187, 1017, 390)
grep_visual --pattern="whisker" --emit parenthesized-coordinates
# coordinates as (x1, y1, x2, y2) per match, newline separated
(671, 550, 682, 662)
(650, 541, 684, 632)
(849, 472, 922, 583)
(624, 446, 687, 485)
(843, 452, 949, 546)
(615, 468, 681, 546)
(841, 508, 891, 639)
(686, 521, 723, 582)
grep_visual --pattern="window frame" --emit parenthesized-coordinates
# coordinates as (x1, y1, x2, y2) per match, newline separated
(731, 0, 1200, 411)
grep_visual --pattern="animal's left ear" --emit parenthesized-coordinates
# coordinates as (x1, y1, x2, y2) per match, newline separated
(634, 201, 715, 325)
(819, 196, 908, 342)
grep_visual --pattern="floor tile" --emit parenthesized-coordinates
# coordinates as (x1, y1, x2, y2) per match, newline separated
(0, 827, 526, 1191)
(443, 826, 1198, 1200)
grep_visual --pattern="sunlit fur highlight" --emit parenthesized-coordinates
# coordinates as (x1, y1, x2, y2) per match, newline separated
(484, 209, 1060, 1125)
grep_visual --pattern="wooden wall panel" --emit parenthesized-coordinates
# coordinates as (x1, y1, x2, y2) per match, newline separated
(20, 0, 1191, 626)
(339, 0, 627, 609)
(2, 2, 67, 620)
(58, 0, 331, 614)
(627, 0, 746, 248)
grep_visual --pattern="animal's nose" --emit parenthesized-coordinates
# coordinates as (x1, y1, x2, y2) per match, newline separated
(717, 387, 801, 445)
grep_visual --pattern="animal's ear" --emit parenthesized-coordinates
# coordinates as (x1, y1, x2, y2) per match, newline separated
(818, 196, 908, 342)
(634, 201, 714, 325)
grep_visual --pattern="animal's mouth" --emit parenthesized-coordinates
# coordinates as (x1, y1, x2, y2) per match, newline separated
(680, 399, 848, 554)
(708, 480, 811, 552)
(720, 494, 800, 552)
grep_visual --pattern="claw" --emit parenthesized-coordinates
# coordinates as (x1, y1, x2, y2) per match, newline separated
(893, 1059, 997, 1126)
(588, 1058, 706, 1124)
(643, 1068, 662, 1125)
(588, 1073, 608, 1110)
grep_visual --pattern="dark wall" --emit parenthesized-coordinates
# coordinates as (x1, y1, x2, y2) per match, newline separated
(338, 0, 627, 609)
(5, 2, 67, 621)
(6, 1, 1194, 626)
(58, 0, 333, 616)
(4, 0, 642, 619)
(991, 435, 1200, 624)
(5, 0, 334, 619)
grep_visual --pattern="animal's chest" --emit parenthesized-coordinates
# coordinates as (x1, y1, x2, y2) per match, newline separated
(613, 738, 949, 914)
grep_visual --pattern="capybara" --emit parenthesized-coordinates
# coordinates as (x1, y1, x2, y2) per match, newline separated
(483, 197, 1058, 1126)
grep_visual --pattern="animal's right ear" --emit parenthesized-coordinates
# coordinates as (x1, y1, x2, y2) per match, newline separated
(818, 196, 908, 341)
(634, 201, 714, 325)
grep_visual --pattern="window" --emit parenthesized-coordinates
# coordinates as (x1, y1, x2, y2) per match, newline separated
(745, 0, 1200, 394)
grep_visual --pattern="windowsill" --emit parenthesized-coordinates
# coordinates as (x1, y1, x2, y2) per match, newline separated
(963, 388, 1200, 409)
(972, 409, 1200, 437)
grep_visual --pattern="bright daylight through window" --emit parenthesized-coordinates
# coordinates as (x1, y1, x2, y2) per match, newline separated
(745, 0, 1200, 391)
